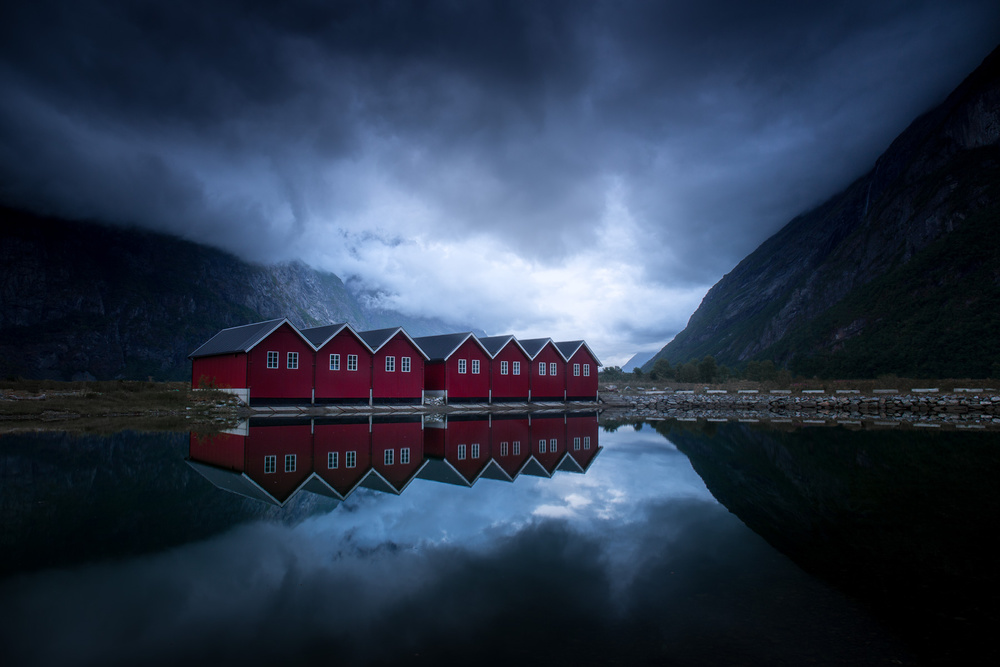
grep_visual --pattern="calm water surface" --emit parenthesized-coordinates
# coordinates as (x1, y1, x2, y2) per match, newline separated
(2, 416, 997, 666)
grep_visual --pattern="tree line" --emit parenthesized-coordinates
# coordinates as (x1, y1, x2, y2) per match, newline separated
(600, 356, 792, 385)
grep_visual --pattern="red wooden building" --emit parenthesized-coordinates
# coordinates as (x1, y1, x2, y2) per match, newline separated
(190, 318, 315, 405)
(479, 335, 531, 402)
(301, 323, 374, 405)
(357, 327, 428, 404)
(519, 337, 567, 402)
(414, 332, 491, 403)
(555, 340, 601, 401)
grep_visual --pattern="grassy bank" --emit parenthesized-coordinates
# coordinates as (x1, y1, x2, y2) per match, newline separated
(0, 380, 244, 433)
(600, 376, 999, 394)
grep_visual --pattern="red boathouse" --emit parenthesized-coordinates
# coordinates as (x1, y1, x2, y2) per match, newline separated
(479, 335, 531, 402)
(519, 337, 566, 402)
(190, 319, 315, 405)
(301, 323, 374, 405)
(357, 327, 427, 404)
(555, 340, 601, 401)
(414, 332, 492, 403)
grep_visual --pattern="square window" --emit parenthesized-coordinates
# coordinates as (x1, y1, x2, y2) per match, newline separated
(538, 362, 546, 376)
(458, 359, 467, 374)
(500, 361, 508, 375)
(573, 363, 580, 376)
(266, 351, 278, 369)
(385, 356, 395, 372)
(457, 444, 466, 460)
(574, 437, 581, 450)
(550, 362, 557, 376)
(384, 449, 394, 465)
(583, 364, 590, 376)
(287, 352, 299, 369)
(264, 455, 276, 473)
(500, 441, 509, 456)
(401, 448, 410, 464)
(346, 451, 357, 468)
(328, 451, 339, 469)
(401, 356, 411, 372)
(347, 354, 358, 371)
(513, 441, 521, 455)
(471, 443, 480, 458)
(331, 354, 340, 371)
(471, 359, 480, 374)
(285, 454, 296, 472)
(583, 437, 591, 450)
(539, 439, 546, 453)
(512, 361, 520, 375)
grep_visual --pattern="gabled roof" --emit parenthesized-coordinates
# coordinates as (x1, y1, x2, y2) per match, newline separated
(357, 327, 430, 359)
(412, 332, 486, 362)
(518, 337, 554, 360)
(300, 322, 374, 352)
(478, 334, 529, 359)
(185, 460, 281, 505)
(189, 318, 292, 358)
(554, 340, 603, 366)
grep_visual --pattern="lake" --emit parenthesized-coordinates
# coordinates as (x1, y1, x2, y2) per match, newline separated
(2, 414, 997, 666)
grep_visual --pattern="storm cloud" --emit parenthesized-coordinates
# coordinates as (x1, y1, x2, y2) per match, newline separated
(2, 1, 998, 362)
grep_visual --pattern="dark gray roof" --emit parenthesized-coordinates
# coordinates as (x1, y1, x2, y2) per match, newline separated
(412, 332, 476, 361)
(185, 460, 281, 505)
(517, 337, 553, 359)
(478, 334, 517, 358)
(555, 340, 602, 366)
(189, 319, 287, 358)
(299, 323, 350, 348)
(356, 327, 401, 351)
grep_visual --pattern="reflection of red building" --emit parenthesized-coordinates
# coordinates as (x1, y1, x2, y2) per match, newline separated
(520, 338, 566, 401)
(485, 415, 532, 480)
(528, 414, 567, 476)
(359, 328, 427, 404)
(561, 413, 602, 472)
(414, 333, 491, 403)
(479, 335, 531, 403)
(190, 319, 314, 405)
(556, 341, 601, 402)
(313, 418, 373, 497)
(371, 418, 426, 492)
(302, 324, 373, 405)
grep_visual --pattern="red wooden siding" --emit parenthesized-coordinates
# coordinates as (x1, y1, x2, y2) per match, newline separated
(372, 420, 425, 490)
(246, 323, 314, 403)
(440, 418, 492, 482)
(191, 353, 247, 389)
(314, 421, 372, 496)
(314, 330, 372, 403)
(531, 416, 567, 474)
(371, 333, 424, 402)
(443, 338, 491, 401)
(564, 348, 599, 401)
(565, 414, 600, 469)
(490, 416, 532, 477)
(489, 343, 531, 401)
(244, 423, 313, 502)
(529, 343, 566, 401)
(189, 431, 245, 470)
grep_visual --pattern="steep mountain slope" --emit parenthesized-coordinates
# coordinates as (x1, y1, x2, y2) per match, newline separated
(651, 44, 1000, 378)
(0, 208, 473, 380)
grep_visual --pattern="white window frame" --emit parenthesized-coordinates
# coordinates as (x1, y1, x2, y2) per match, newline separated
(574, 437, 581, 451)
(583, 437, 591, 450)
(550, 362, 557, 376)
(264, 455, 276, 473)
(285, 454, 296, 472)
(346, 451, 357, 468)
(549, 438, 557, 451)
(328, 451, 339, 469)
(539, 439, 546, 453)
(500, 441, 509, 456)
(385, 356, 395, 372)
(583, 364, 590, 376)
(287, 352, 299, 370)
(266, 351, 278, 369)
(471, 443, 480, 458)
(500, 361, 508, 375)
(471, 359, 480, 374)
(457, 444, 467, 460)
(347, 354, 358, 371)
(458, 359, 467, 374)
(401, 356, 411, 373)
(384, 449, 394, 466)
(330, 354, 340, 371)
(573, 363, 580, 376)
(513, 441, 521, 455)
(401, 448, 410, 465)
(512, 361, 520, 375)
(538, 362, 546, 376)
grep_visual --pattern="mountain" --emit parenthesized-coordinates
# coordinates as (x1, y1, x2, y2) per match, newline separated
(650, 44, 1000, 379)
(621, 351, 655, 373)
(0, 208, 477, 380)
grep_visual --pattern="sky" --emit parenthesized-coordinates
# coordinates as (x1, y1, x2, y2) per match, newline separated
(2, 1, 999, 366)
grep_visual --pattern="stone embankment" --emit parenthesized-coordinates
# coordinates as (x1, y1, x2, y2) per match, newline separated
(600, 389, 1000, 428)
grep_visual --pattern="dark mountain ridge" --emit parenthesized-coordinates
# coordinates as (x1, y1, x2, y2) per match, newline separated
(650, 44, 1000, 378)
(0, 208, 475, 380)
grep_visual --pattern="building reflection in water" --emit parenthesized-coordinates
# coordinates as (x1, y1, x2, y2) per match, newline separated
(188, 413, 601, 506)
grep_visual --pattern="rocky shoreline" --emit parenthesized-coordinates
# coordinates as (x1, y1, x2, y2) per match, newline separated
(600, 388, 1000, 429)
